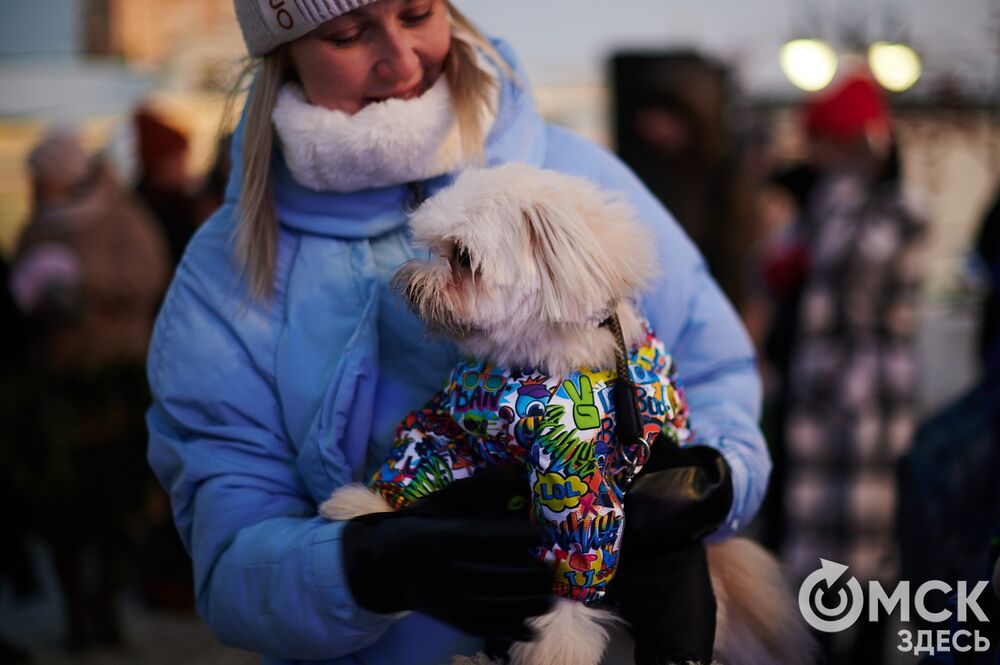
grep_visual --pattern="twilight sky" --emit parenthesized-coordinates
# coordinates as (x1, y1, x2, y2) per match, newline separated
(0, 0, 996, 97)
(461, 0, 997, 96)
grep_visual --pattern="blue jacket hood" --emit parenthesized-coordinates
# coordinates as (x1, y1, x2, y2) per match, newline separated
(223, 39, 547, 240)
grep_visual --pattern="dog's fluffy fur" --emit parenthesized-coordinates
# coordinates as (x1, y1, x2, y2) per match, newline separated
(710, 539, 818, 665)
(392, 164, 656, 376)
(322, 164, 815, 665)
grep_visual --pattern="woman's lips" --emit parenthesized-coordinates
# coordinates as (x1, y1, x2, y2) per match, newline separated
(365, 83, 422, 104)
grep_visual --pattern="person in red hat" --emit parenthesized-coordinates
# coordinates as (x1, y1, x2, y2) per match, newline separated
(134, 107, 200, 266)
(802, 72, 894, 177)
(780, 72, 927, 664)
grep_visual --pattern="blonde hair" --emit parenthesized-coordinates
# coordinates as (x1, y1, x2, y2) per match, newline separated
(230, 1, 509, 301)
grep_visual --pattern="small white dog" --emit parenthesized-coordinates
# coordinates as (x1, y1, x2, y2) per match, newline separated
(321, 164, 814, 665)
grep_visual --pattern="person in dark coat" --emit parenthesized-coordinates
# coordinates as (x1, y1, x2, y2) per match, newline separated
(781, 72, 926, 665)
(13, 130, 171, 650)
(134, 107, 200, 266)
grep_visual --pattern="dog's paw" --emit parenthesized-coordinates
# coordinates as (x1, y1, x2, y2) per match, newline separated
(319, 484, 392, 521)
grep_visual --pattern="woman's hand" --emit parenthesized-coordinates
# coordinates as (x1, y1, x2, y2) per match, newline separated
(611, 435, 734, 665)
(622, 434, 734, 558)
(341, 468, 554, 642)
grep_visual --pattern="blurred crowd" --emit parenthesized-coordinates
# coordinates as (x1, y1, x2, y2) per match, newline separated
(0, 107, 231, 662)
(610, 53, 998, 664)
(0, 56, 998, 665)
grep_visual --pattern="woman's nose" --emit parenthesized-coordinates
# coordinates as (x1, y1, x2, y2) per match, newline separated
(373, 28, 421, 83)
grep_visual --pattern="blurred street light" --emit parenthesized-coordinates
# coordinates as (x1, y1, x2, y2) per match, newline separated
(868, 41, 922, 92)
(780, 38, 839, 91)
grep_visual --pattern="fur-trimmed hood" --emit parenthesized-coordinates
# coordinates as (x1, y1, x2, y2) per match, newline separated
(223, 38, 547, 240)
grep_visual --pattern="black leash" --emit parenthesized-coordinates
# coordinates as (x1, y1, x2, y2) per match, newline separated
(601, 310, 647, 476)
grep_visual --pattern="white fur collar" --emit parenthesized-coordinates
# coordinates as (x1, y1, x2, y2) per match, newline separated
(273, 75, 493, 193)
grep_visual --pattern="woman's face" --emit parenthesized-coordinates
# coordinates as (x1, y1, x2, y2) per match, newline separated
(288, 0, 451, 114)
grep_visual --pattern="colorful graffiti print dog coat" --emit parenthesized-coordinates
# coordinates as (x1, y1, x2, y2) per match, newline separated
(369, 324, 689, 605)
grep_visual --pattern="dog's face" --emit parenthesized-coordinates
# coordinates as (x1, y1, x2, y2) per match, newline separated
(392, 164, 657, 357)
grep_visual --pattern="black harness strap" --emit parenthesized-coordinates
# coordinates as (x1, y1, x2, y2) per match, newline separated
(601, 310, 645, 469)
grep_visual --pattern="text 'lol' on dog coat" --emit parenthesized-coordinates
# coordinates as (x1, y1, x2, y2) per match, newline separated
(369, 322, 689, 604)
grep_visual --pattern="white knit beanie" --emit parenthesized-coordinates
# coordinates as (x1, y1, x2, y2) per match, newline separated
(234, 0, 384, 56)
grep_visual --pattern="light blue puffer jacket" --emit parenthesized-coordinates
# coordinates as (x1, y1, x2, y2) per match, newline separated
(146, 39, 770, 665)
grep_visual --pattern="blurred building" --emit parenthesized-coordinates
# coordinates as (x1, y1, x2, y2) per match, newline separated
(83, 0, 237, 70)
(0, 0, 244, 252)
(611, 51, 757, 307)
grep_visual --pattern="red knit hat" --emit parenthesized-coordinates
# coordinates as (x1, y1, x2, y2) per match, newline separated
(803, 73, 890, 142)
(135, 108, 189, 175)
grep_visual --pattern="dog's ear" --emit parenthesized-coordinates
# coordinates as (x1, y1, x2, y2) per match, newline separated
(585, 195, 659, 298)
(522, 181, 658, 325)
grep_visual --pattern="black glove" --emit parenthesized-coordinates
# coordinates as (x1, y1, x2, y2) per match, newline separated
(623, 435, 734, 559)
(341, 467, 554, 641)
(611, 436, 734, 665)
(613, 541, 717, 665)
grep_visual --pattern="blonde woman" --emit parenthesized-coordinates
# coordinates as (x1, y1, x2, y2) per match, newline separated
(147, 1, 771, 663)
